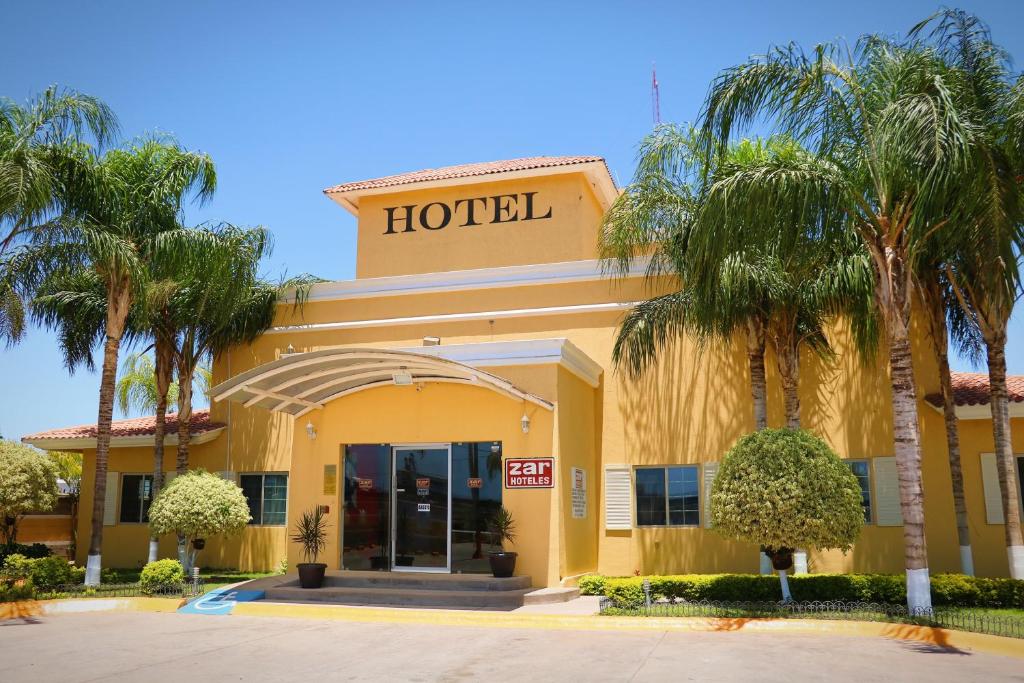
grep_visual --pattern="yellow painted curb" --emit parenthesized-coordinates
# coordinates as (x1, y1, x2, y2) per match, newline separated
(0, 600, 42, 620)
(228, 602, 1024, 659)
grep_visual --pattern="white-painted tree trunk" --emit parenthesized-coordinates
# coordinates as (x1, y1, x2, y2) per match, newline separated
(793, 551, 808, 575)
(177, 537, 188, 572)
(906, 568, 932, 614)
(1009, 546, 1024, 580)
(759, 552, 772, 575)
(778, 569, 792, 602)
(960, 546, 975, 577)
(147, 539, 159, 565)
(85, 553, 102, 586)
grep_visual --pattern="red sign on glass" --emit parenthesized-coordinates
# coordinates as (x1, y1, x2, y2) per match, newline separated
(504, 458, 554, 488)
(416, 478, 431, 488)
(357, 478, 373, 491)
(467, 477, 482, 489)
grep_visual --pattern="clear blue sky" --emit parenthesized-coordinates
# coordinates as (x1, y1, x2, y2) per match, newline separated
(1, 1, 1022, 440)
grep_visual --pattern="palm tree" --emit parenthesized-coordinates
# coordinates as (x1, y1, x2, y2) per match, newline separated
(912, 9, 1024, 579)
(601, 126, 771, 431)
(11, 138, 215, 584)
(696, 30, 987, 611)
(0, 86, 117, 345)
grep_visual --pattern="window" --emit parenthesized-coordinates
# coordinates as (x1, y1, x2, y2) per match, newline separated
(240, 474, 288, 525)
(846, 460, 872, 523)
(635, 466, 700, 526)
(119, 474, 153, 523)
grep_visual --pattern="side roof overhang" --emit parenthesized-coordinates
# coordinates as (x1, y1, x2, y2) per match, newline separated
(211, 347, 555, 419)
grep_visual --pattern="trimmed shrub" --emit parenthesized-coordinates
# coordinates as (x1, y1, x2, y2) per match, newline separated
(594, 573, 1024, 609)
(28, 556, 76, 589)
(0, 542, 51, 564)
(577, 574, 606, 596)
(1, 553, 33, 581)
(139, 559, 186, 595)
(711, 430, 864, 555)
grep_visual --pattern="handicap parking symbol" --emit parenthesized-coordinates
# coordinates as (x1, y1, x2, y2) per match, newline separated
(178, 588, 265, 615)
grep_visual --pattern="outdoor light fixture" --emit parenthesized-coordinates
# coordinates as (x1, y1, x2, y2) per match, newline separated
(286, 344, 295, 354)
(422, 336, 441, 346)
(305, 422, 317, 440)
(392, 371, 413, 386)
(521, 412, 531, 434)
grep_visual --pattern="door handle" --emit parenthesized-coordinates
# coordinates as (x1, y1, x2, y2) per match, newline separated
(396, 488, 406, 492)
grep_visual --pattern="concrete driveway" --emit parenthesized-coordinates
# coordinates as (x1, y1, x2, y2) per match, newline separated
(2, 611, 1022, 682)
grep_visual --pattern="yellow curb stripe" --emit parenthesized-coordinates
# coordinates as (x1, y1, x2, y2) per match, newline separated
(228, 603, 1024, 659)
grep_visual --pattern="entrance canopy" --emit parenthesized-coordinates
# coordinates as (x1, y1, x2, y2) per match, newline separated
(211, 347, 553, 418)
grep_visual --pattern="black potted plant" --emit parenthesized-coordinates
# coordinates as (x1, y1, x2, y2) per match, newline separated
(488, 506, 517, 578)
(291, 506, 329, 588)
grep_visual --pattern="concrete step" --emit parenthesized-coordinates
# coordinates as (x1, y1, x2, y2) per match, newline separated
(263, 584, 533, 610)
(522, 587, 580, 605)
(321, 571, 531, 592)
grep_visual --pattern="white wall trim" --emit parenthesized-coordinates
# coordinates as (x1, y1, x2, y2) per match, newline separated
(393, 338, 604, 388)
(269, 301, 636, 336)
(925, 401, 1024, 420)
(23, 427, 225, 452)
(288, 258, 652, 304)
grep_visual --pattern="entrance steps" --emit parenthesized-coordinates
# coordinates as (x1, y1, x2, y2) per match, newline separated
(245, 570, 578, 611)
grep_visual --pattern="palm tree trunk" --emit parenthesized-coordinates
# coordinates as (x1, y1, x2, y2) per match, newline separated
(888, 329, 932, 612)
(148, 335, 173, 564)
(776, 332, 801, 430)
(175, 358, 194, 475)
(984, 334, 1024, 579)
(924, 287, 973, 575)
(746, 317, 768, 431)
(85, 283, 131, 586)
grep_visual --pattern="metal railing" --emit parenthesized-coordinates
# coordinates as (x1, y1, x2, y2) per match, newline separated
(35, 579, 206, 600)
(598, 597, 1024, 639)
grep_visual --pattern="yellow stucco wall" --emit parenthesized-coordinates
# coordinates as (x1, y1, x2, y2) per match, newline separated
(354, 173, 605, 277)
(62, 167, 1024, 583)
(76, 442, 288, 572)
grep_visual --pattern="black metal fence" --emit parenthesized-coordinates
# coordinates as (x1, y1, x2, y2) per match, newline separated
(35, 580, 206, 600)
(598, 597, 1024, 639)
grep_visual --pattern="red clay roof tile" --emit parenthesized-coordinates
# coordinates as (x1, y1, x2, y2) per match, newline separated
(323, 156, 607, 195)
(924, 372, 1024, 408)
(21, 409, 222, 442)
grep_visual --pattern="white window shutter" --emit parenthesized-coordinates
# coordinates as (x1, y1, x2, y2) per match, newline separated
(604, 465, 632, 530)
(103, 472, 119, 526)
(980, 453, 1004, 524)
(703, 462, 719, 529)
(873, 457, 903, 526)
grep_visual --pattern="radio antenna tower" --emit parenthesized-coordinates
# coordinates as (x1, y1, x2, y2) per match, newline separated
(651, 63, 661, 126)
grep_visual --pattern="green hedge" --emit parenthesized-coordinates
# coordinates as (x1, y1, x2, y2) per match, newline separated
(590, 574, 1024, 609)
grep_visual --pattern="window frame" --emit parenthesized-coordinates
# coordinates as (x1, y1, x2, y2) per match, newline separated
(239, 472, 289, 527)
(118, 473, 154, 525)
(633, 465, 701, 528)
(845, 459, 873, 525)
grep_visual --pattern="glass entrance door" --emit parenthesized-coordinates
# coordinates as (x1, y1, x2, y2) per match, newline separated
(392, 446, 450, 572)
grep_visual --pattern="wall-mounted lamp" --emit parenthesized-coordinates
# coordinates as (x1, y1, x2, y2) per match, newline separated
(520, 412, 531, 434)
(305, 422, 317, 440)
(286, 344, 295, 355)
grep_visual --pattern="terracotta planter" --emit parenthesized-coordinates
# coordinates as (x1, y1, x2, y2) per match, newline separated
(297, 562, 327, 588)
(769, 548, 794, 571)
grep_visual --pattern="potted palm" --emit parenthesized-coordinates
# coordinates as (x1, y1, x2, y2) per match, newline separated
(488, 506, 517, 578)
(291, 506, 329, 588)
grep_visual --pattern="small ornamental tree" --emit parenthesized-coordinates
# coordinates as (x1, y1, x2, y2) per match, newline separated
(147, 470, 250, 573)
(0, 441, 59, 545)
(711, 429, 864, 601)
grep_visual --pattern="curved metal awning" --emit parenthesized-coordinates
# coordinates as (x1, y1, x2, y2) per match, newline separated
(211, 347, 553, 418)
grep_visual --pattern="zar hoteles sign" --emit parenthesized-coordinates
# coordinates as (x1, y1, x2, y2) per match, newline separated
(382, 192, 553, 234)
(505, 458, 554, 489)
